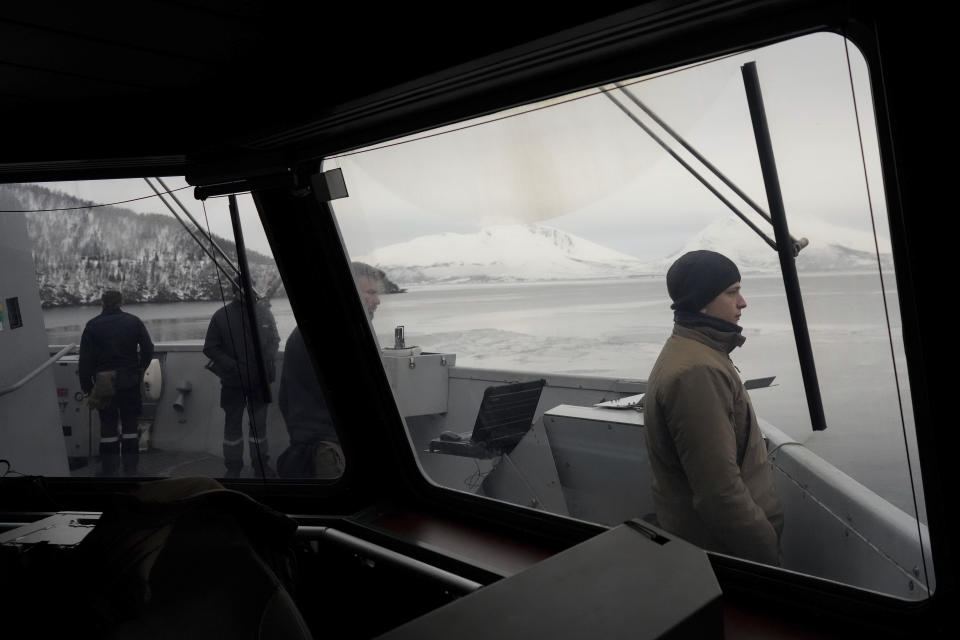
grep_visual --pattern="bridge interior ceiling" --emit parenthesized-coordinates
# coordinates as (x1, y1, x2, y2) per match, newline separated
(0, 2, 645, 173)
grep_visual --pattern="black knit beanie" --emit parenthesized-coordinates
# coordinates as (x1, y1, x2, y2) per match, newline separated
(666, 250, 741, 312)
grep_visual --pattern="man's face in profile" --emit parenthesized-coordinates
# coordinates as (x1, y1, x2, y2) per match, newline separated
(355, 275, 381, 320)
(701, 281, 747, 325)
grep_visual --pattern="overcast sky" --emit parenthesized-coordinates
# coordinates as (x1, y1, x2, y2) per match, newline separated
(33, 31, 886, 264)
(326, 31, 886, 260)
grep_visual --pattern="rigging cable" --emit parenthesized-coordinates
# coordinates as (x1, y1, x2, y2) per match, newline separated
(0, 184, 192, 213)
(601, 86, 780, 252)
(326, 51, 745, 161)
(152, 177, 246, 284)
(143, 177, 242, 292)
(614, 82, 807, 255)
(203, 199, 233, 314)
(464, 457, 500, 492)
(842, 34, 931, 594)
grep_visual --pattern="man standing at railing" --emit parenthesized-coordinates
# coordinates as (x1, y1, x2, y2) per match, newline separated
(644, 250, 783, 565)
(204, 287, 280, 479)
(78, 290, 154, 477)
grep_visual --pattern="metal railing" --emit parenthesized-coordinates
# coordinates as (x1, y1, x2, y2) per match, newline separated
(296, 525, 483, 594)
(0, 343, 77, 398)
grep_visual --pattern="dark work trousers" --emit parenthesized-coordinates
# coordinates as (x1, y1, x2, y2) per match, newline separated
(98, 386, 141, 476)
(221, 386, 269, 473)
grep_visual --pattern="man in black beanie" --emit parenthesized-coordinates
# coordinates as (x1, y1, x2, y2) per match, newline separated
(643, 250, 783, 565)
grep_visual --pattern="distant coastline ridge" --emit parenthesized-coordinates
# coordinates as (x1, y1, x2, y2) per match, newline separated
(1, 183, 406, 308)
(4, 179, 890, 305)
(359, 218, 892, 286)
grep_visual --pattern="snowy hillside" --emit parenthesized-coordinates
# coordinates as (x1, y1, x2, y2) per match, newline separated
(1, 183, 279, 307)
(360, 225, 647, 284)
(648, 214, 893, 275)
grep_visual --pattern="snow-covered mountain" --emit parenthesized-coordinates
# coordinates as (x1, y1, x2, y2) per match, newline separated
(360, 216, 892, 286)
(8, 176, 890, 305)
(359, 225, 647, 284)
(649, 214, 893, 274)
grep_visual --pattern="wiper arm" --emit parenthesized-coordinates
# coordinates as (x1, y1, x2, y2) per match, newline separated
(742, 61, 827, 433)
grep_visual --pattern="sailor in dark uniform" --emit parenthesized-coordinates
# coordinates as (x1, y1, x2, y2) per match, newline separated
(78, 290, 154, 476)
(203, 289, 280, 478)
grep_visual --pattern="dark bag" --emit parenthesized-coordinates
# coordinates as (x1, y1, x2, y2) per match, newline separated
(87, 370, 117, 409)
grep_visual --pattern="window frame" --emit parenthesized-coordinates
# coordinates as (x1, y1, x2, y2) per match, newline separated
(253, 8, 943, 630)
(12, 1, 950, 633)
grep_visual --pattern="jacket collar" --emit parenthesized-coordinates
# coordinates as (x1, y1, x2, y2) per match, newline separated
(674, 309, 742, 334)
(673, 322, 745, 354)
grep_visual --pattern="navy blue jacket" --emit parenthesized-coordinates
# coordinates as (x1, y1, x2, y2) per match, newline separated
(78, 307, 154, 393)
(203, 299, 280, 392)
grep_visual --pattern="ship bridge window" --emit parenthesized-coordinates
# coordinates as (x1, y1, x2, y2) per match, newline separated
(324, 31, 932, 600)
(0, 178, 341, 482)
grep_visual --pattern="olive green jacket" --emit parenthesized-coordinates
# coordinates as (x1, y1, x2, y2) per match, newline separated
(644, 323, 784, 564)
